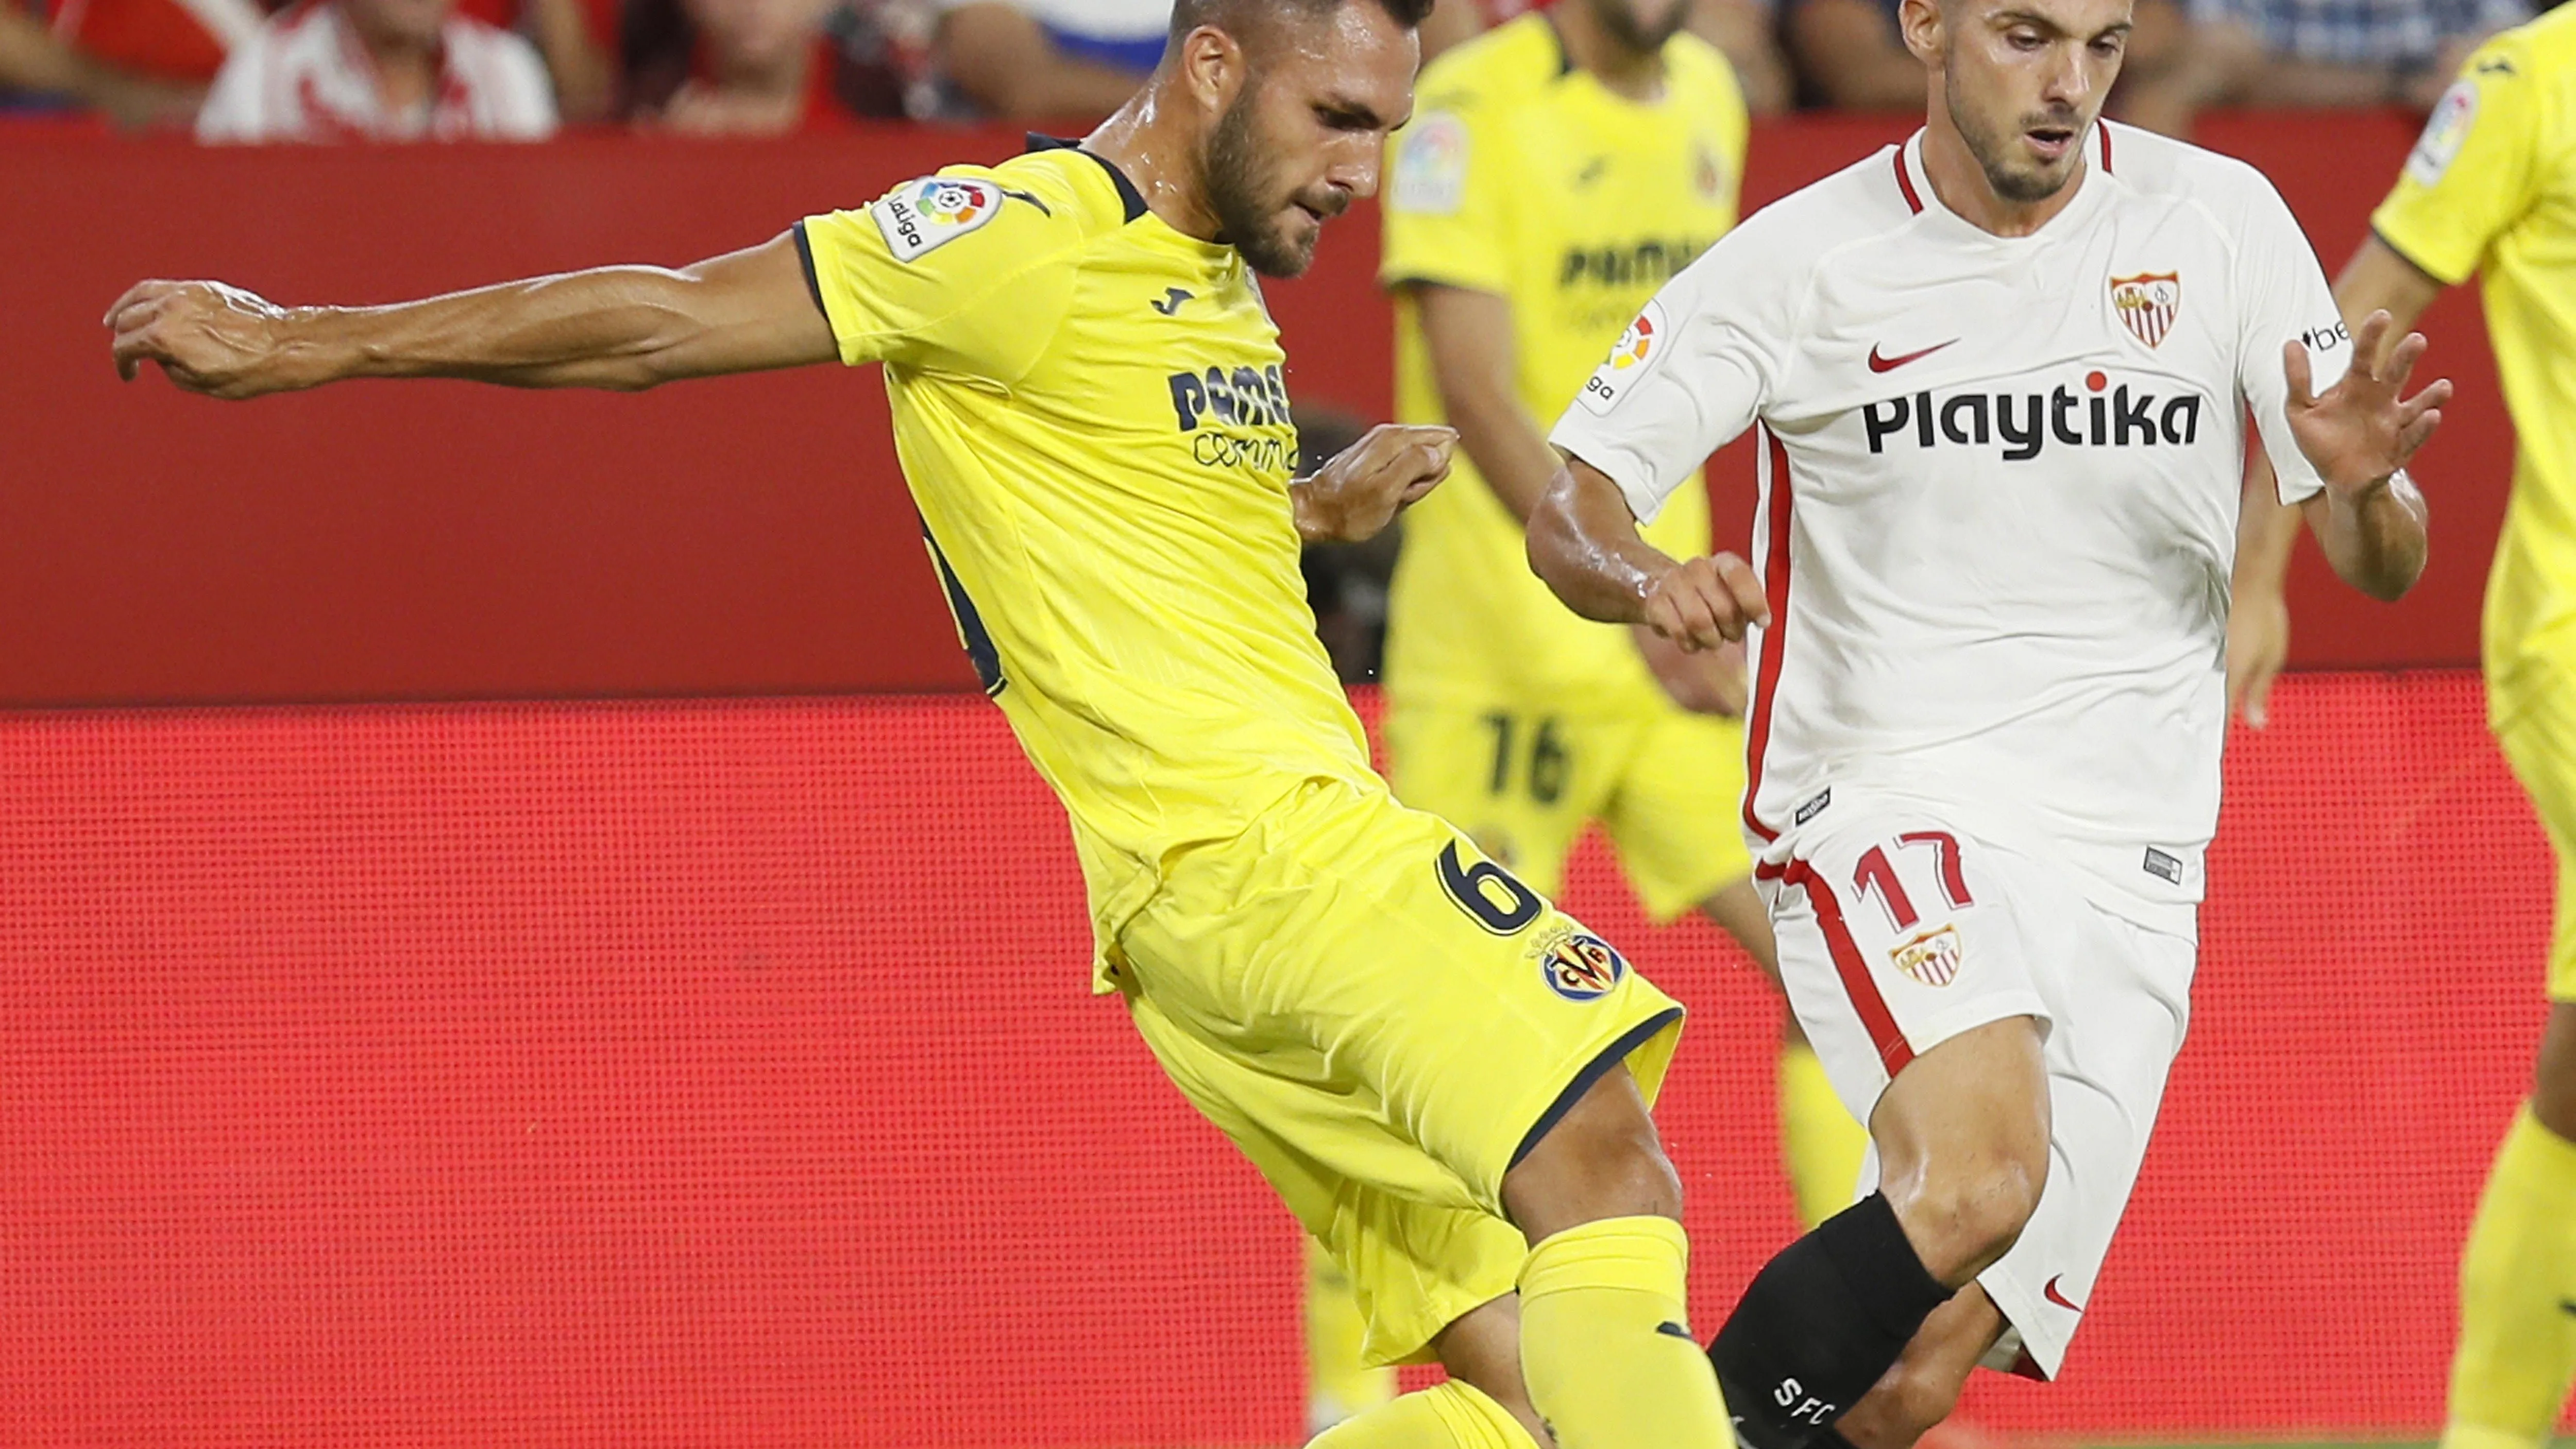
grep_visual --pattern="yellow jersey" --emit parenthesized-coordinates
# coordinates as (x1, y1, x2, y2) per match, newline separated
(1378, 13, 1749, 712)
(2370, 6, 2576, 681)
(798, 140, 1378, 982)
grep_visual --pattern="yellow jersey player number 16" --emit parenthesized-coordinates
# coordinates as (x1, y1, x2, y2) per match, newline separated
(105, 3, 1745, 1447)
(1378, 0, 1869, 1230)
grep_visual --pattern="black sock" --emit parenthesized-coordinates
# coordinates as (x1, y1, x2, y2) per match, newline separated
(1709, 1192, 1954, 1449)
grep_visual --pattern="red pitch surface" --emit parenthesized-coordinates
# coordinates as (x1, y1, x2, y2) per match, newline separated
(0, 674, 2564, 1446)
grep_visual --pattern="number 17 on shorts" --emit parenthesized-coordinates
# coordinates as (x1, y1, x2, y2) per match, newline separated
(1760, 815, 2051, 1114)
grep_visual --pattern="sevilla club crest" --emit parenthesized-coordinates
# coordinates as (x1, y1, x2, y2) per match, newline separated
(2110, 271, 2181, 349)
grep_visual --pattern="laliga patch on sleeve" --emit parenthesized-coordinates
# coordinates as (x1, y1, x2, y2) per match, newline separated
(1573, 299, 1667, 416)
(871, 176, 1005, 263)
(2404, 80, 2479, 186)
(1390, 111, 1470, 215)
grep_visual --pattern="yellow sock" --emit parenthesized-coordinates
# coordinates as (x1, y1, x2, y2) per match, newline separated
(1518, 1216, 1734, 1448)
(1780, 1041, 1869, 1229)
(1307, 1379, 1541, 1449)
(1305, 1238, 1398, 1433)
(2443, 1104, 2576, 1449)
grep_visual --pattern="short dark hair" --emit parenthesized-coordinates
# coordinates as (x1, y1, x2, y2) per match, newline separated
(1168, 0, 1438, 42)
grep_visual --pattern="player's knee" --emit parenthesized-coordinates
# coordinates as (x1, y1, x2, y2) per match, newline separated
(1502, 1068, 1684, 1241)
(1889, 1154, 2043, 1285)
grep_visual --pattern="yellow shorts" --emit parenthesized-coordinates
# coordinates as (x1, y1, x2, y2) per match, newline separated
(1113, 778, 1686, 1367)
(2492, 662, 2576, 1001)
(1385, 697, 1754, 922)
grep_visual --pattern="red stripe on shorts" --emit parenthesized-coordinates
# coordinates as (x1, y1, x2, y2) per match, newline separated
(1786, 858, 1914, 1077)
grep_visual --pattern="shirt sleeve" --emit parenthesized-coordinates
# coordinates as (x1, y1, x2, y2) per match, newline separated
(2369, 27, 2545, 286)
(796, 168, 1082, 385)
(1546, 229, 1786, 523)
(1378, 93, 1511, 295)
(2234, 176, 2352, 506)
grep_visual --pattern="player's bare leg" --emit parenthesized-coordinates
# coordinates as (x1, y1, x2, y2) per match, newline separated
(1700, 877, 1871, 1228)
(1868, 1017, 2051, 1282)
(1833, 1288, 2008, 1449)
(1311, 1293, 1551, 1449)
(1430, 1294, 1553, 1446)
(1708, 1016, 2047, 1449)
(1499, 1063, 1734, 1446)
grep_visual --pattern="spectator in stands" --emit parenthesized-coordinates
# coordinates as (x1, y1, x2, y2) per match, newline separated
(929, 0, 1163, 119)
(196, 0, 557, 140)
(1783, 0, 2189, 121)
(1419, 0, 1790, 113)
(467, 0, 613, 121)
(0, 0, 201, 123)
(2117, 0, 2530, 133)
(621, 0, 914, 131)
(35, 0, 606, 126)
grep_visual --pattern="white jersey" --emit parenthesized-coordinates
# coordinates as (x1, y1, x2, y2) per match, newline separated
(1549, 123, 2351, 933)
(196, 2, 556, 144)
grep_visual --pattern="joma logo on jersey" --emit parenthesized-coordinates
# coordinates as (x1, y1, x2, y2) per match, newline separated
(1558, 237, 1713, 289)
(1863, 374, 2205, 462)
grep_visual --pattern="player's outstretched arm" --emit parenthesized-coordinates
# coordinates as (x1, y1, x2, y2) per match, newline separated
(2230, 237, 2449, 720)
(1292, 424, 1458, 544)
(2282, 295, 2449, 603)
(106, 231, 837, 399)
(1528, 454, 1767, 652)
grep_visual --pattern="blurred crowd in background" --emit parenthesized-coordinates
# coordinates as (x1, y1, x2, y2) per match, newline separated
(0, 0, 2551, 142)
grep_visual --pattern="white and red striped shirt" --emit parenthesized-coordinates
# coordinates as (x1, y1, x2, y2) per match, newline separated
(195, 1, 556, 142)
(1550, 123, 2348, 933)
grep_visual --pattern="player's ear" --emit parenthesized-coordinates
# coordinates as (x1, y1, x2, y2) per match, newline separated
(1174, 22, 1252, 115)
(1897, 0, 1946, 67)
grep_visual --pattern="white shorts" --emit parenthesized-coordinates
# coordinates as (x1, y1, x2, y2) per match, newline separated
(1756, 794, 2196, 1380)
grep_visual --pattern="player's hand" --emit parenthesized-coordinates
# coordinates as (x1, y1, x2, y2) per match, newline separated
(2226, 583, 2289, 728)
(107, 280, 324, 398)
(1633, 624, 1749, 717)
(1640, 552, 1767, 653)
(1293, 424, 1455, 543)
(2284, 310, 2452, 496)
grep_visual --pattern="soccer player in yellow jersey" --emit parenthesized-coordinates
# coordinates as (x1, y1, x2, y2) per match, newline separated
(1379, 0, 1869, 1233)
(2233, 10, 2576, 1448)
(1296, 9, 1873, 1430)
(105, 3, 1743, 1446)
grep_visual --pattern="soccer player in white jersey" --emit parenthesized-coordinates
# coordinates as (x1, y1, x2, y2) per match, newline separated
(1526, 0, 2451, 1442)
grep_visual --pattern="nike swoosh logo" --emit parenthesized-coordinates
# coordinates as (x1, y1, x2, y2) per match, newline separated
(2044, 1275, 2084, 1314)
(1655, 1320, 1696, 1341)
(2561, 1299, 2576, 1317)
(1150, 287, 1192, 316)
(1868, 339, 1958, 372)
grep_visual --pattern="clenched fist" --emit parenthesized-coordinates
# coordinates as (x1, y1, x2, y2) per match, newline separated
(1292, 424, 1456, 544)
(1641, 552, 1769, 652)
(107, 280, 326, 399)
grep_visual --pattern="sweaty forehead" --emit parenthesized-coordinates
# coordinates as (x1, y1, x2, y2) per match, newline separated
(1955, 0, 2133, 31)
(1258, 3, 1417, 110)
